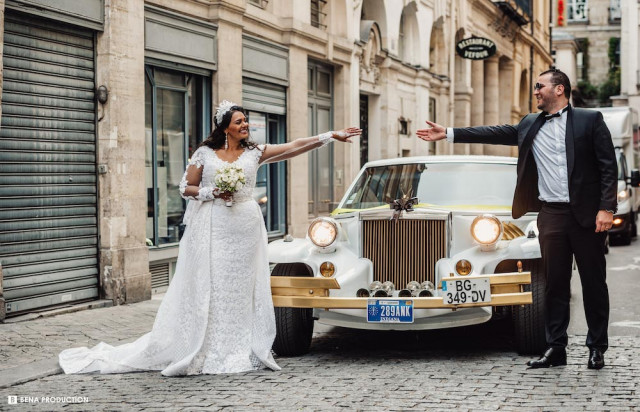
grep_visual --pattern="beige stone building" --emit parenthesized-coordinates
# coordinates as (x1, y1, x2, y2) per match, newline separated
(435, 0, 553, 158)
(0, 0, 551, 319)
(619, 0, 640, 113)
(551, 0, 622, 97)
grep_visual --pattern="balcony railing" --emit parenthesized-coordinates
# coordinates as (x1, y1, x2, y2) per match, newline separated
(492, 0, 531, 26)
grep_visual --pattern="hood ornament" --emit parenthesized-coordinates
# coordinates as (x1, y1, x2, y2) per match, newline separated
(389, 189, 418, 222)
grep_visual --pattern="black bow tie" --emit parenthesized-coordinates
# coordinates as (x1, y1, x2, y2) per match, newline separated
(544, 107, 568, 121)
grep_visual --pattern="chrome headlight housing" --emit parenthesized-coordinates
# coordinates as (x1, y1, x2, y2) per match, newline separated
(307, 217, 339, 248)
(470, 214, 503, 249)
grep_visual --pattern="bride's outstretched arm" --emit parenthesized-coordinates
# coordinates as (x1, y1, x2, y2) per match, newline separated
(259, 127, 361, 164)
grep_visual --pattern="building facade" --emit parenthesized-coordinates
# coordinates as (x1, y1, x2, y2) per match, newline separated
(551, 0, 622, 105)
(0, 0, 551, 319)
(619, 0, 640, 114)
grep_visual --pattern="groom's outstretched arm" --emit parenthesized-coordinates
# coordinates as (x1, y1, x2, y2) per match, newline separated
(417, 120, 519, 146)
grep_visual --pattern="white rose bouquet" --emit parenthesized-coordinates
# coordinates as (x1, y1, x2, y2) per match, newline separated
(214, 165, 246, 207)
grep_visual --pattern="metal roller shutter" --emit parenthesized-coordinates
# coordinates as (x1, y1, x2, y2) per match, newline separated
(242, 78, 286, 115)
(0, 12, 99, 316)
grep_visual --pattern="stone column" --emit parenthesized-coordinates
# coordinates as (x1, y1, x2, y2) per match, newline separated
(96, 0, 150, 304)
(552, 32, 579, 88)
(214, 18, 243, 103)
(483, 56, 506, 156)
(453, 57, 471, 155)
(287, 46, 310, 237)
(470, 59, 484, 155)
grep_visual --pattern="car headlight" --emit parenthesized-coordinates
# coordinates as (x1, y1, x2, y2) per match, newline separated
(308, 217, 339, 248)
(470, 215, 503, 247)
(617, 189, 629, 203)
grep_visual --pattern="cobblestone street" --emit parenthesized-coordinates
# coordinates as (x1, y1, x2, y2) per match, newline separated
(1, 295, 639, 411)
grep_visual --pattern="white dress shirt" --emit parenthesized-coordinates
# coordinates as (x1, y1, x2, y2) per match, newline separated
(446, 105, 570, 202)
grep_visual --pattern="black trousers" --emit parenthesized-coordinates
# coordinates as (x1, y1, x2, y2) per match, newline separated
(537, 203, 610, 351)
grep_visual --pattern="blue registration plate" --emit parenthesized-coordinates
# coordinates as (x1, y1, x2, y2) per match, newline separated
(367, 299, 414, 323)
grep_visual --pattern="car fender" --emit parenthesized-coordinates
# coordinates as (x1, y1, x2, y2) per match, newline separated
(268, 239, 373, 292)
(436, 236, 541, 279)
(267, 238, 315, 263)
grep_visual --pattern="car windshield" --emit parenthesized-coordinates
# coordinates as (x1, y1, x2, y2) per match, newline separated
(339, 161, 517, 210)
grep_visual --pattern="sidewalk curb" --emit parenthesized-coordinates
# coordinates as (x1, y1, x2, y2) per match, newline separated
(2, 300, 114, 324)
(0, 358, 62, 389)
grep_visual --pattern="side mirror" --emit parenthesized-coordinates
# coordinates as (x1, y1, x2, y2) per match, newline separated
(631, 170, 640, 187)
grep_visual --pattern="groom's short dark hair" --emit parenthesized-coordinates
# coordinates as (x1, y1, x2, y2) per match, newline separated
(540, 68, 571, 99)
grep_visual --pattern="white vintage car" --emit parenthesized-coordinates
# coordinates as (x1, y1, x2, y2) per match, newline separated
(268, 156, 546, 356)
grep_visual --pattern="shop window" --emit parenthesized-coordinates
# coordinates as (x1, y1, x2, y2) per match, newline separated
(567, 0, 588, 22)
(247, 111, 287, 237)
(145, 66, 211, 247)
(308, 61, 333, 216)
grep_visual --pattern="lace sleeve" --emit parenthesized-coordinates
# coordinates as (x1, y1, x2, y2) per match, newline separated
(179, 148, 217, 201)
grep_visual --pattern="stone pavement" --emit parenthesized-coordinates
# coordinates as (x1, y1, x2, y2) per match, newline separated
(1, 296, 639, 411)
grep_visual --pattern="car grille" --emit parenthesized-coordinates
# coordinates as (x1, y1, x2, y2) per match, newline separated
(362, 218, 447, 288)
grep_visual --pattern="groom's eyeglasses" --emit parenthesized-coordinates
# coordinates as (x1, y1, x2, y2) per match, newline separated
(534, 83, 558, 90)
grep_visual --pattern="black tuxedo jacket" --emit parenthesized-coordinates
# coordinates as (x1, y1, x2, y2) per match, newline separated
(453, 105, 618, 228)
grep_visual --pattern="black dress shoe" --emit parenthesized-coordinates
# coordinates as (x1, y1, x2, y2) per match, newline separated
(588, 348, 605, 369)
(526, 347, 567, 368)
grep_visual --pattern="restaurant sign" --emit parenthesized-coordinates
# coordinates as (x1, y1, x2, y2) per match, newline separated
(455, 36, 496, 60)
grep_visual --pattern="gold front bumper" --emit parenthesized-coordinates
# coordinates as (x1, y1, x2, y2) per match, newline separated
(271, 272, 532, 309)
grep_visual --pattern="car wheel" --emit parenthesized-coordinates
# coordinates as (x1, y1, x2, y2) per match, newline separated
(604, 234, 610, 254)
(513, 259, 546, 355)
(632, 212, 638, 238)
(271, 262, 315, 356)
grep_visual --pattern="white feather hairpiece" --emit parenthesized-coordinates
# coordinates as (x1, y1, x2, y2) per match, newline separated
(215, 100, 237, 126)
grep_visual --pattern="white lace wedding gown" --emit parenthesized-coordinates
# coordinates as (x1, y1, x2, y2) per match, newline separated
(59, 145, 280, 375)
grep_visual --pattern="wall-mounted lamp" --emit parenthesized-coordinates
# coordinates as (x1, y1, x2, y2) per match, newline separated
(96, 85, 109, 104)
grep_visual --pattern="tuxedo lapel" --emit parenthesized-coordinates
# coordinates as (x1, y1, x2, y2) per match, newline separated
(521, 113, 546, 152)
(565, 105, 575, 181)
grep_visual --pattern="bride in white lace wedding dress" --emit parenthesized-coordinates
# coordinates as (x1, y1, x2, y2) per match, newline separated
(58, 101, 360, 376)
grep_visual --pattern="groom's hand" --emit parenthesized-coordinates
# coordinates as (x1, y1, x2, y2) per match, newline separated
(416, 121, 447, 142)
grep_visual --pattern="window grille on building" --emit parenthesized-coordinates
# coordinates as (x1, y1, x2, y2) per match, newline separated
(310, 0, 327, 29)
(568, 0, 588, 22)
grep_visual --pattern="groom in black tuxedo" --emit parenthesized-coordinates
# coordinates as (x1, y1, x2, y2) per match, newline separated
(416, 69, 617, 369)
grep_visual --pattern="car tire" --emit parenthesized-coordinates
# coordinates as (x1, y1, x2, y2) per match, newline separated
(513, 259, 546, 355)
(604, 234, 610, 254)
(632, 212, 638, 238)
(271, 263, 315, 356)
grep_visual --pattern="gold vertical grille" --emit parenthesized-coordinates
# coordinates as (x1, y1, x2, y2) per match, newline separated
(362, 218, 447, 288)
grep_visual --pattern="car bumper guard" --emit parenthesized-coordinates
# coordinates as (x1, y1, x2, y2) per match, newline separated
(271, 272, 532, 309)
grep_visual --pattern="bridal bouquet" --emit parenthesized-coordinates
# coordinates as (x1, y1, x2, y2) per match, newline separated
(214, 165, 246, 207)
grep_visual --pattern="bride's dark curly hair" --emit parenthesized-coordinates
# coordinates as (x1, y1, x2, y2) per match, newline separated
(198, 105, 258, 151)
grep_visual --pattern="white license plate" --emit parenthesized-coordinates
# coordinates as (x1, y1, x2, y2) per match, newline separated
(367, 299, 414, 323)
(442, 278, 491, 305)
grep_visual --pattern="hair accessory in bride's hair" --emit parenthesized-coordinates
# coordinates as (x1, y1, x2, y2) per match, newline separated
(215, 100, 237, 126)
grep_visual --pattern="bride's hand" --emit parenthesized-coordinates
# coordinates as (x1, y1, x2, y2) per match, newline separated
(332, 127, 361, 143)
(214, 189, 233, 201)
